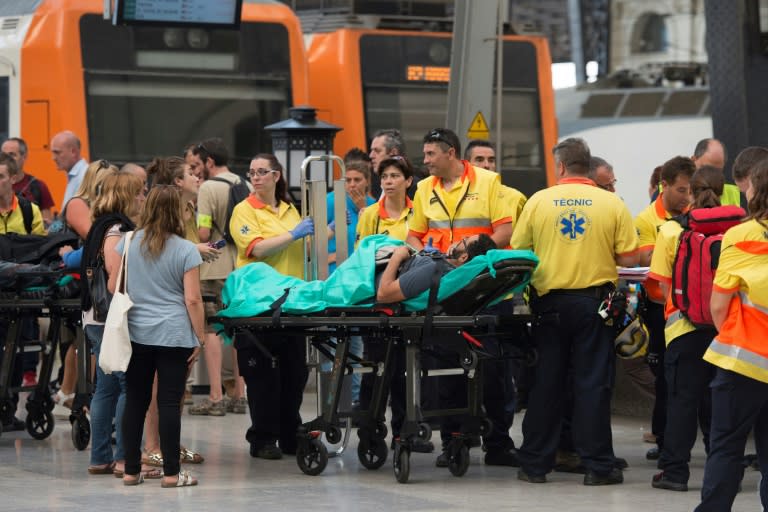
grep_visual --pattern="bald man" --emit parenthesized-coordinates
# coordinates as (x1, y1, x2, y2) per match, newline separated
(50, 130, 88, 206)
(691, 138, 741, 207)
(121, 162, 148, 195)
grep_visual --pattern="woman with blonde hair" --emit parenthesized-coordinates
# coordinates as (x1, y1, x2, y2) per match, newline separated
(82, 172, 146, 476)
(119, 186, 204, 487)
(53, 161, 119, 415)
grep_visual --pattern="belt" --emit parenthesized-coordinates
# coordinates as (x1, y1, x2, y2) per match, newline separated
(546, 284, 612, 300)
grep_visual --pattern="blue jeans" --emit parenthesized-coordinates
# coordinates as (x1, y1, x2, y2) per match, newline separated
(87, 325, 126, 465)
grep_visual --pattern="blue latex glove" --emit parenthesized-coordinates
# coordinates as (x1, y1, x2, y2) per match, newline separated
(290, 218, 314, 240)
(423, 237, 440, 254)
(346, 209, 352, 225)
(328, 220, 336, 232)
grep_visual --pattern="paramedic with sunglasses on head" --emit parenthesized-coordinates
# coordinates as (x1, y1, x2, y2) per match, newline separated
(406, 128, 518, 466)
(510, 137, 639, 486)
(228, 153, 314, 460)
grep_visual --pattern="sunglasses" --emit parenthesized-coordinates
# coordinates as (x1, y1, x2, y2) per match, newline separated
(247, 168, 278, 178)
(425, 129, 456, 151)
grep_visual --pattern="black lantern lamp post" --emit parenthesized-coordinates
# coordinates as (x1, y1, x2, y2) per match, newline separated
(265, 106, 341, 202)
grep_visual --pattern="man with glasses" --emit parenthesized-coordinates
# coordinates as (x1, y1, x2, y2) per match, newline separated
(189, 138, 250, 417)
(588, 156, 617, 193)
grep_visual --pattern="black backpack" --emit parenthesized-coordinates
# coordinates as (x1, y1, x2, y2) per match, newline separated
(13, 195, 34, 234)
(209, 176, 250, 243)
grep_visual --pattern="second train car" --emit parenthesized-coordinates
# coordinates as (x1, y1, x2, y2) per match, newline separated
(306, 28, 557, 197)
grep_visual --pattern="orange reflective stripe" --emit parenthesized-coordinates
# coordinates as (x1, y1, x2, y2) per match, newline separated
(734, 240, 768, 254)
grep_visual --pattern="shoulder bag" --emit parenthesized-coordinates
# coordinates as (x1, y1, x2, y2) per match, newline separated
(98, 231, 134, 374)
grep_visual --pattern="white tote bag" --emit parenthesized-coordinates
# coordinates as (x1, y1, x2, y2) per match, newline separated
(98, 231, 134, 374)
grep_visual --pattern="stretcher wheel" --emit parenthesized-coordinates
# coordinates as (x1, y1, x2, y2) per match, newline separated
(71, 414, 90, 451)
(417, 422, 432, 441)
(478, 418, 493, 437)
(357, 437, 388, 470)
(373, 422, 388, 440)
(460, 352, 478, 371)
(296, 438, 328, 476)
(325, 425, 342, 444)
(393, 445, 410, 484)
(448, 445, 470, 477)
(26, 409, 54, 440)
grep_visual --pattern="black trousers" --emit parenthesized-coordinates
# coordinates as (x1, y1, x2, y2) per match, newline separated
(236, 333, 308, 453)
(696, 368, 768, 511)
(657, 329, 716, 483)
(360, 339, 406, 436)
(518, 292, 616, 476)
(122, 342, 192, 477)
(642, 300, 667, 448)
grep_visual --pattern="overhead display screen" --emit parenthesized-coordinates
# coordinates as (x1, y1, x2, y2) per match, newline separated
(116, 0, 243, 28)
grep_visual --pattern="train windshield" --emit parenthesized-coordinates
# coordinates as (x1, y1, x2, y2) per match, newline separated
(80, 15, 292, 168)
(360, 35, 546, 195)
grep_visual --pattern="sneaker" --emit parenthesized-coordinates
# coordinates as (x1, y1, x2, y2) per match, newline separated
(584, 468, 624, 486)
(484, 448, 520, 467)
(2, 417, 25, 432)
(189, 398, 226, 416)
(231, 397, 248, 414)
(517, 469, 546, 483)
(23, 370, 37, 387)
(411, 438, 434, 454)
(651, 471, 688, 492)
(646, 447, 660, 460)
(250, 443, 282, 460)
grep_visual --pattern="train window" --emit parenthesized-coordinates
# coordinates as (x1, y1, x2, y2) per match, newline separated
(581, 93, 623, 117)
(80, 15, 292, 169)
(660, 90, 709, 116)
(620, 92, 664, 117)
(85, 75, 287, 168)
(0, 78, 7, 141)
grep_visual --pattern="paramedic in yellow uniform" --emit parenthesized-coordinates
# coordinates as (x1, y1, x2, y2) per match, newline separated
(511, 137, 638, 486)
(406, 128, 513, 252)
(228, 153, 310, 460)
(634, 156, 694, 460)
(647, 167, 741, 492)
(695, 159, 768, 512)
(356, 155, 413, 244)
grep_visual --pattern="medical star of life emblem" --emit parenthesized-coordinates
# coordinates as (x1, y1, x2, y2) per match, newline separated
(556, 209, 590, 242)
(240, 225, 250, 235)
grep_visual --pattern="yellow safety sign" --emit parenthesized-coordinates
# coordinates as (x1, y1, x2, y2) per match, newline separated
(467, 111, 490, 140)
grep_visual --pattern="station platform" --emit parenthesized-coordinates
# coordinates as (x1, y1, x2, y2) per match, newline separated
(0, 392, 761, 512)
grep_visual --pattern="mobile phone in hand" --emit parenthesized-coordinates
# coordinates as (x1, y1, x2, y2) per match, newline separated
(209, 239, 226, 249)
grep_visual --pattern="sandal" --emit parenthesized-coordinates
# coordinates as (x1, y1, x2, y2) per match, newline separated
(142, 452, 164, 467)
(123, 473, 144, 486)
(161, 470, 197, 488)
(87, 462, 115, 475)
(53, 390, 75, 409)
(114, 467, 162, 479)
(180, 447, 205, 464)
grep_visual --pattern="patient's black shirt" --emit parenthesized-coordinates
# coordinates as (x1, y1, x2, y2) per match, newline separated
(397, 254, 455, 300)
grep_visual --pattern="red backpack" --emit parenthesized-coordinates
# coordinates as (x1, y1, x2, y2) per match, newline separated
(670, 205, 745, 327)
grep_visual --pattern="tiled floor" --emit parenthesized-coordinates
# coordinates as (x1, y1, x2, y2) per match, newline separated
(0, 392, 762, 512)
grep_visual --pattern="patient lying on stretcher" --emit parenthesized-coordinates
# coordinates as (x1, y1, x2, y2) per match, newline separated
(218, 233, 535, 320)
(376, 234, 497, 303)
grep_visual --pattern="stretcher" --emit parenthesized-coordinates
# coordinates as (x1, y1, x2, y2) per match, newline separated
(215, 249, 538, 483)
(0, 267, 87, 446)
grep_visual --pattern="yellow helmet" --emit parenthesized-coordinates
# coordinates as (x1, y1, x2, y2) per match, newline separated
(614, 316, 649, 359)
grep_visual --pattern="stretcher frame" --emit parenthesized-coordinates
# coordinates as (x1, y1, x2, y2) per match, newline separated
(216, 258, 536, 483)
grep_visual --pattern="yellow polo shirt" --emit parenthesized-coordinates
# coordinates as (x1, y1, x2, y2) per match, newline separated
(0, 196, 45, 235)
(356, 197, 413, 246)
(510, 177, 638, 295)
(634, 194, 686, 303)
(647, 220, 696, 344)
(229, 195, 304, 278)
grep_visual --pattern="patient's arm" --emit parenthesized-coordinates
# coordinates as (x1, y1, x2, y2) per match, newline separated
(376, 246, 411, 303)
